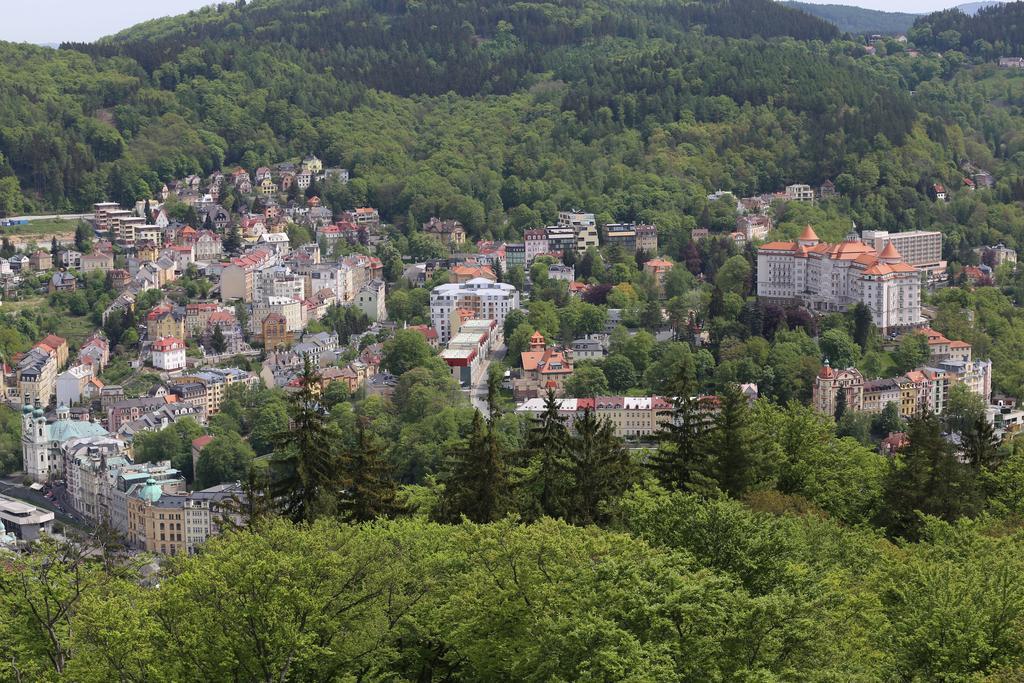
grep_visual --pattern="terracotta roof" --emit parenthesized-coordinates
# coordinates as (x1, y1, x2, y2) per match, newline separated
(879, 242, 901, 260)
(760, 241, 796, 251)
(192, 435, 214, 449)
(799, 224, 819, 241)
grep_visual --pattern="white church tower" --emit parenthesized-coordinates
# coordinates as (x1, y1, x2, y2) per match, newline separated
(22, 405, 50, 483)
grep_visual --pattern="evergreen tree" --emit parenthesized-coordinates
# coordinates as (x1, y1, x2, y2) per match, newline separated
(708, 286, 725, 318)
(709, 384, 762, 498)
(647, 375, 716, 495)
(203, 211, 215, 231)
(339, 424, 406, 523)
(434, 411, 509, 523)
(144, 199, 153, 224)
(270, 357, 347, 521)
(962, 415, 1002, 474)
(215, 465, 276, 531)
(834, 387, 847, 422)
(880, 411, 979, 540)
(74, 222, 92, 253)
(210, 323, 226, 353)
(852, 303, 872, 351)
(224, 224, 242, 253)
(515, 389, 574, 521)
(493, 256, 504, 284)
(50, 236, 58, 260)
(569, 408, 635, 525)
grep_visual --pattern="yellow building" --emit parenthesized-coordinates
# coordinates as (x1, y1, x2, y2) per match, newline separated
(145, 304, 184, 340)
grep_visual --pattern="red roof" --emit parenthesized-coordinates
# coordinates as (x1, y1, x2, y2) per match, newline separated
(798, 224, 819, 241)
(192, 435, 214, 449)
(152, 336, 184, 351)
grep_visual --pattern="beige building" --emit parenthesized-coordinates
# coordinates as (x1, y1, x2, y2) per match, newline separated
(127, 479, 243, 556)
(862, 230, 943, 274)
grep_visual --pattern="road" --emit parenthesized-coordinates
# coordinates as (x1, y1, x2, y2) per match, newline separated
(469, 343, 507, 416)
(0, 476, 83, 528)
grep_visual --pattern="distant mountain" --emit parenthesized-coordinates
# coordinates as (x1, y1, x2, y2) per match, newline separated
(782, 1, 917, 34)
(956, 1, 1003, 16)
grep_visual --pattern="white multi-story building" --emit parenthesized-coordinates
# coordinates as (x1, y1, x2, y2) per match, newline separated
(356, 279, 387, 322)
(757, 226, 922, 332)
(430, 278, 520, 344)
(151, 336, 187, 371)
(524, 229, 549, 263)
(861, 229, 943, 274)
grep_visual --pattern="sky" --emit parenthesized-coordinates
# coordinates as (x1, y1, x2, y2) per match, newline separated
(0, 0, 990, 44)
(1, 0, 216, 44)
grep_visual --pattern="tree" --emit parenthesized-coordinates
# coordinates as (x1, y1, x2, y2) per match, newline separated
(819, 328, 859, 369)
(834, 386, 847, 422)
(648, 369, 715, 494)
(210, 323, 226, 353)
(223, 224, 242, 253)
(602, 354, 637, 392)
(381, 329, 435, 376)
(961, 415, 1002, 475)
(568, 409, 635, 525)
(339, 424, 407, 523)
(852, 303, 872, 351)
(709, 384, 762, 497)
(74, 221, 92, 253)
(434, 411, 509, 523)
(893, 332, 930, 373)
(714, 254, 751, 296)
(196, 433, 255, 489)
(880, 411, 979, 540)
(563, 365, 608, 398)
(515, 390, 574, 521)
(271, 358, 347, 521)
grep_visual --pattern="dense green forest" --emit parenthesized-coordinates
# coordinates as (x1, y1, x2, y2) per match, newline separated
(912, 1, 1024, 56)
(782, 1, 918, 35)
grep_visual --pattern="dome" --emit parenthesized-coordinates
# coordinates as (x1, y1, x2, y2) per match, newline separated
(21, 405, 31, 415)
(33, 408, 44, 418)
(139, 478, 163, 503)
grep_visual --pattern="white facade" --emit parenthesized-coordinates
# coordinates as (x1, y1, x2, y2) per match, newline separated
(151, 337, 187, 371)
(430, 278, 520, 344)
(861, 230, 943, 272)
(757, 226, 921, 332)
(356, 279, 387, 322)
(56, 365, 92, 407)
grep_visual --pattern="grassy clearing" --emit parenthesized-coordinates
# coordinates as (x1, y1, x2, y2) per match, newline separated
(0, 218, 83, 238)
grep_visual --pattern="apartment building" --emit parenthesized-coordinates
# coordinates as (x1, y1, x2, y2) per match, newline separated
(430, 278, 520, 344)
(861, 230, 943, 274)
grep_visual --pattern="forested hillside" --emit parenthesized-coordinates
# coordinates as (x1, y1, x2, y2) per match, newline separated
(782, 1, 918, 35)
(911, 1, 1024, 55)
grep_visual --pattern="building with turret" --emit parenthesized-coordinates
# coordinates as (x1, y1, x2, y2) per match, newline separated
(21, 404, 109, 483)
(757, 225, 922, 332)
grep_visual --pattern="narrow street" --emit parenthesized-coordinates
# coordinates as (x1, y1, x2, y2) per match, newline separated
(468, 343, 507, 416)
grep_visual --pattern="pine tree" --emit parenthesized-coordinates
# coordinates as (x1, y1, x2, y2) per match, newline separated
(852, 302, 872, 351)
(569, 409, 635, 525)
(708, 286, 725, 318)
(648, 390, 715, 495)
(515, 389, 574, 521)
(339, 424, 406, 523)
(215, 465, 276, 531)
(434, 411, 509, 523)
(834, 387, 847, 422)
(493, 256, 504, 284)
(709, 384, 761, 498)
(270, 357, 348, 522)
(224, 224, 242, 254)
(306, 176, 320, 199)
(50, 236, 59, 259)
(211, 324, 226, 353)
(203, 212, 215, 231)
(962, 415, 1002, 474)
(144, 199, 153, 224)
(880, 411, 978, 540)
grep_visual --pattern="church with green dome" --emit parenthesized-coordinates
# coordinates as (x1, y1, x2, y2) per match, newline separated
(22, 404, 110, 483)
